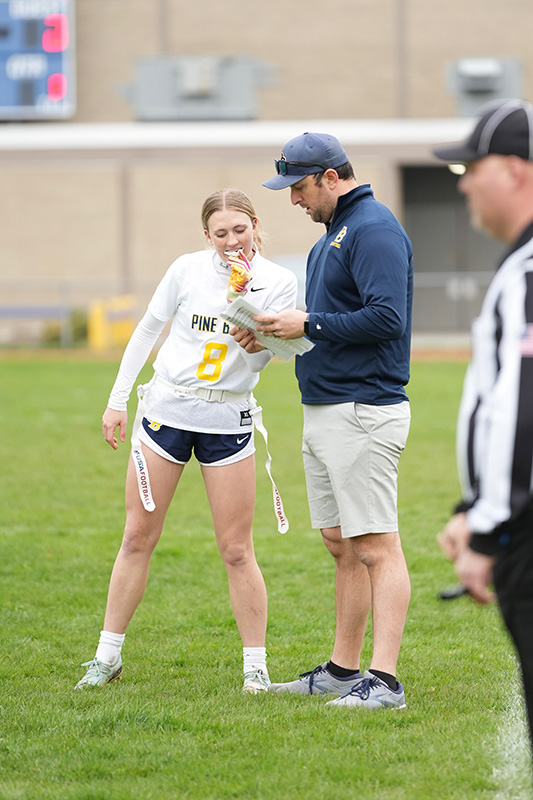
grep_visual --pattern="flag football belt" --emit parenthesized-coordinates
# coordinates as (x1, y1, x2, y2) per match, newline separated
(130, 381, 289, 534)
(153, 374, 252, 403)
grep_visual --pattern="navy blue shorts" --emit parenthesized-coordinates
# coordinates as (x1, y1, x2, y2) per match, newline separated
(139, 418, 254, 466)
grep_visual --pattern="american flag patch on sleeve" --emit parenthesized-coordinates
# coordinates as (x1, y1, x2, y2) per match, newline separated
(520, 323, 533, 356)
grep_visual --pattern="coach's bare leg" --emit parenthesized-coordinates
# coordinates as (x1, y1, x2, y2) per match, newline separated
(202, 455, 267, 646)
(103, 447, 184, 633)
(321, 525, 371, 669)
(350, 531, 410, 676)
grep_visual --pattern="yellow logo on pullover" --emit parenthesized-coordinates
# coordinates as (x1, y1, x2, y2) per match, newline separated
(330, 226, 347, 249)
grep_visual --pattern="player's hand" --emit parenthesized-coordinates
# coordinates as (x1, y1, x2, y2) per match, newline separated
(226, 249, 251, 272)
(102, 407, 127, 450)
(230, 324, 266, 353)
(455, 548, 496, 605)
(226, 250, 252, 294)
(254, 309, 308, 339)
(437, 512, 471, 561)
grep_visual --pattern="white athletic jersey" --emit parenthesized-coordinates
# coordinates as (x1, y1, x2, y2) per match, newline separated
(138, 249, 297, 433)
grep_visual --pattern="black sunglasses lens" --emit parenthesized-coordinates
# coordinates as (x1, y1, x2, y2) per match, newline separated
(275, 159, 288, 176)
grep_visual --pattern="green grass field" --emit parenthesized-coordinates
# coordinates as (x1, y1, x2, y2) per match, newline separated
(0, 353, 530, 799)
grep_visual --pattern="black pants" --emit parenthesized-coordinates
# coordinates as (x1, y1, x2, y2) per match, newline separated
(493, 524, 533, 753)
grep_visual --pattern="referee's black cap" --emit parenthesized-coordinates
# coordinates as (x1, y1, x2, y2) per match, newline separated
(434, 99, 533, 164)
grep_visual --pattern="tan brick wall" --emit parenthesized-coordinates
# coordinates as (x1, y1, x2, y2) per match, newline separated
(407, 0, 533, 117)
(163, 0, 401, 119)
(0, 161, 122, 305)
(71, 0, 533, 123)
(75, 0, 159, 122)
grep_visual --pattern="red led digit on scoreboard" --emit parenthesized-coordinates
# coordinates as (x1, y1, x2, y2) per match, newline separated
(47, 72, 67, 101)
(42, 13, 69, 53)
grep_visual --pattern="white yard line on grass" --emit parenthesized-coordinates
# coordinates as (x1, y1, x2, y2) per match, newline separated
(492, 655, 531, 799)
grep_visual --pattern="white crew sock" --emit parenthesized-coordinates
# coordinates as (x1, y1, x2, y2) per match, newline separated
(243, 646, 268, 676)
(95, 630, 125, 666)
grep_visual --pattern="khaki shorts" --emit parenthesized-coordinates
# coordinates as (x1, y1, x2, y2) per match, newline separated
(302, 401, 411, 538)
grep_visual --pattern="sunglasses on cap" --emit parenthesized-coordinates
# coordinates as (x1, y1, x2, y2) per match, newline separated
(274, 158, 327, 176)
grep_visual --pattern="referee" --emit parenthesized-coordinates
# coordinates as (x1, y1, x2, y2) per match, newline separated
(435, 99, 533, 756)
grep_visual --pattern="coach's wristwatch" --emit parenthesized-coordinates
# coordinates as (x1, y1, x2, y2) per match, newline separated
(303, 314, 310, 336)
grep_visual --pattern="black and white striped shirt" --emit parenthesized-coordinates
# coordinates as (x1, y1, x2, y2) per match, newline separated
(458, 222, 533, 538)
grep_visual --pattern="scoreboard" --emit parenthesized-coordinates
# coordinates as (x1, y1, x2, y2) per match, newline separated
(0, 0, 75, 120)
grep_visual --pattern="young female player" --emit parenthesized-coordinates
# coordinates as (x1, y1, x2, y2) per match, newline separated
(76, 188, 297, 693)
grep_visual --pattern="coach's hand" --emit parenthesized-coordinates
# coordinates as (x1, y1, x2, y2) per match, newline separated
(102, 407, 127, 450)
(254, 309, 308, 339)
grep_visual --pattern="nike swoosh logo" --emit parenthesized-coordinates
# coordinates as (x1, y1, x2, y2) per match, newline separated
(250, 287, 266, 292)
(236, 436, 248, 444)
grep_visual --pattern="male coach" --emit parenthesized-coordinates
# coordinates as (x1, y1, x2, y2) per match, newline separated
(237, 132, 413, 709)
(435, 99, 533, 754)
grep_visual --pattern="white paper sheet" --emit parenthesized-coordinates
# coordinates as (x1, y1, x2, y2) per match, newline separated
(220, 297, 315, 362)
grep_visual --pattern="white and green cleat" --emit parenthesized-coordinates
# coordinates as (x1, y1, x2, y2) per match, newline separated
(75, 657, 123, 689)
(243, 668, 271, 694)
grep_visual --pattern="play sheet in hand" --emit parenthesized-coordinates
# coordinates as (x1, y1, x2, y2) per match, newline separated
(220, 297, 315, 362)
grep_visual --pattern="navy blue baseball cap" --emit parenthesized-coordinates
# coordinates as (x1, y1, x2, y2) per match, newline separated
(263, 132, 349, 189)
(434, 99, 533, 164)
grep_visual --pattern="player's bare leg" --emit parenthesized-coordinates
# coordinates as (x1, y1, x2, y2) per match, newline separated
(75, 447, 184, 688)
(201, 455, 267, 648)
(320, 525, 371, 670)
(202, 455, 270, 692)
(103, 447, 184, 634)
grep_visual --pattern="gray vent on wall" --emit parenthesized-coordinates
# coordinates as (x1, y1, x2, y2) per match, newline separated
(118, 56, 276, 121)
(448, 58, 523, 116)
